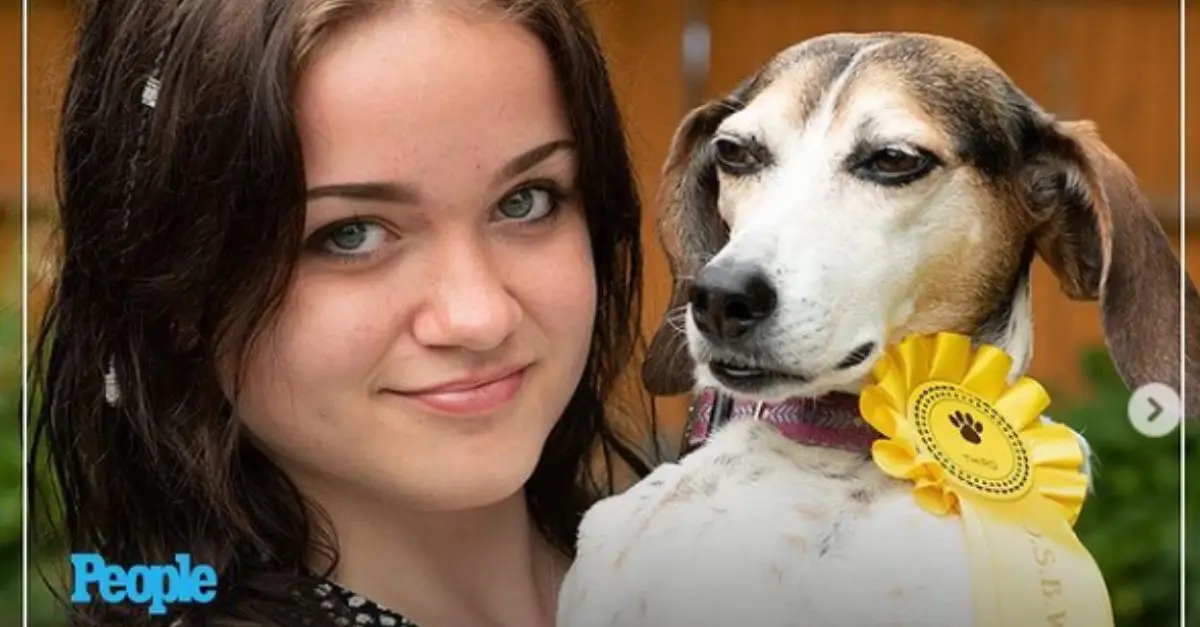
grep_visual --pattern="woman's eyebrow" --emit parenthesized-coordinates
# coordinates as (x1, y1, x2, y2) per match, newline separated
(493, 138, 575, 185)
(304, 138, 576, 204)
(306, 180, 421, 204)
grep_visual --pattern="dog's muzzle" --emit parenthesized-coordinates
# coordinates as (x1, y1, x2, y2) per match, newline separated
(688, 259, 879, 391)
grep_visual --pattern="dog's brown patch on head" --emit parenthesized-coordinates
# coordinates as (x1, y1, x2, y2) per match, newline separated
(754, 33, 885, 129)
(834, 35, 1032, 177)
(826, 79, 953, 159)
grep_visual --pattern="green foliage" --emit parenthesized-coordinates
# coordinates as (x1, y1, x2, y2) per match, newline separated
(0, 209, 68, 625)
(1049, 347, 1194, 627)
(0, 295, 25, 624)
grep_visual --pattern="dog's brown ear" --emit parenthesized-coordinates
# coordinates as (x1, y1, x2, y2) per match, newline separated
(641, 97, 740, 396)
(1025, 118, 1199, 417)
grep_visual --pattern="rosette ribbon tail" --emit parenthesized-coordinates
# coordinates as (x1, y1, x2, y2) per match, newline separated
(858, 331, 1114, 627)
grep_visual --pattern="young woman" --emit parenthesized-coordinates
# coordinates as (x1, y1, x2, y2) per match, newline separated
(31, 1, 657, 625)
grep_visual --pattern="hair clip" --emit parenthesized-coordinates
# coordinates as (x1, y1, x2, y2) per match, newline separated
(141, 76, 161, 109)
(103, 356, 122, 407)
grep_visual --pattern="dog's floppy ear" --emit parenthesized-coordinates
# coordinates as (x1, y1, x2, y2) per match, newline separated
(1024, 117, 1200, 416)
(641, 96, 741, 396)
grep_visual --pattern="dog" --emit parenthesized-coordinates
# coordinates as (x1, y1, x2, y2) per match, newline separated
(556, 32, 1200, 627)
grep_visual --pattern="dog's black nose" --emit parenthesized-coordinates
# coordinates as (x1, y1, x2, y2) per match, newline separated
(689, 262, 777, 341)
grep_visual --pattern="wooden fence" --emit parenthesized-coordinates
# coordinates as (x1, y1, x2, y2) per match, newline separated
(4, 1, 1198, 438)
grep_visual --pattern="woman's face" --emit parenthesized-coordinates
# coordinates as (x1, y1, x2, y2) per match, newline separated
(232, 5, 597, 512)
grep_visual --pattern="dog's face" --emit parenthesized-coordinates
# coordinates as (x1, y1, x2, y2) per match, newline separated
(644, 32, 1199, 411)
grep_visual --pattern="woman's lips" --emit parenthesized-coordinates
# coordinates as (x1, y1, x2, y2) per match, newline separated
(392, 367, 527, 416)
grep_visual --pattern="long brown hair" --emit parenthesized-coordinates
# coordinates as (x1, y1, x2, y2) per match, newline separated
(30, 1, 656, 624)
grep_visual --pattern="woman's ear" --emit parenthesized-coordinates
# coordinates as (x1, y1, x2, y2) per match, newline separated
(1024, 118, 1199, 417)
(641, 97, 739, 396)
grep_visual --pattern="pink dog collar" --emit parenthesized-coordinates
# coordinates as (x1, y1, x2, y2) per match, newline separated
(685, 388, 881, 453)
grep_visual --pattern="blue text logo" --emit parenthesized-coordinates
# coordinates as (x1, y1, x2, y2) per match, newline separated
(70, 553, 217, 615)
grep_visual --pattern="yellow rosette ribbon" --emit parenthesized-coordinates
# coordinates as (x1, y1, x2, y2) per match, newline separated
(859, 331, 1114, 627)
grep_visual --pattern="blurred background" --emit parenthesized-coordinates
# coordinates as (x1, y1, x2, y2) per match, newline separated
(4, 0, 1199, 625)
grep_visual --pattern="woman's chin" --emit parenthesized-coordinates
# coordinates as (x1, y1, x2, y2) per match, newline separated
(407, 478, 532, 514)
(383, 454, 544, 514)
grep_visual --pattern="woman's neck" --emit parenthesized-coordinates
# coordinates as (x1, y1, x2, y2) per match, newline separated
(308, 489, 567, 627)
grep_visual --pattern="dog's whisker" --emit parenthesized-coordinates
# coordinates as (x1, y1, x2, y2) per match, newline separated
(666, 306, 689, 335)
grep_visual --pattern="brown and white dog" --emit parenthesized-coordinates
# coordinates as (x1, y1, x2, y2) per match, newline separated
(556, 33, 1200, 627)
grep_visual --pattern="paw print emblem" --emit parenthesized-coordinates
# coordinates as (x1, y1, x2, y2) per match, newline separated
(949, 410, 983, 445)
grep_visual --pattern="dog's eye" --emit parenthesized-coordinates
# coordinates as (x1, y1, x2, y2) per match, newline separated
(856, 147, 938, 185)
(871, 148, 924, 174)
(712, 137, 763, 175)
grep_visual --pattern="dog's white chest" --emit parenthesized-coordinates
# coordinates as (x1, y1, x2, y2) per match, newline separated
(557, 420, 974, 627)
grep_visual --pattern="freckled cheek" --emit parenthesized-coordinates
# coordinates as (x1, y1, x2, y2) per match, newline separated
(253, 278, 401, 394)
(511, 226, 597, 338)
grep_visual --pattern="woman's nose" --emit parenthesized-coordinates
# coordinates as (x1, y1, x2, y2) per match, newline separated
(411, 237, 523, 352)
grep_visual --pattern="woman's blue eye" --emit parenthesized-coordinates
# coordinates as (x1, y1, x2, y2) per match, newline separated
(497, 188, 556, 221)
(321, 221, 386, 257)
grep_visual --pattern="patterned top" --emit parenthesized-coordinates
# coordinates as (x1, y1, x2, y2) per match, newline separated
(303, 578, 419, 627)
